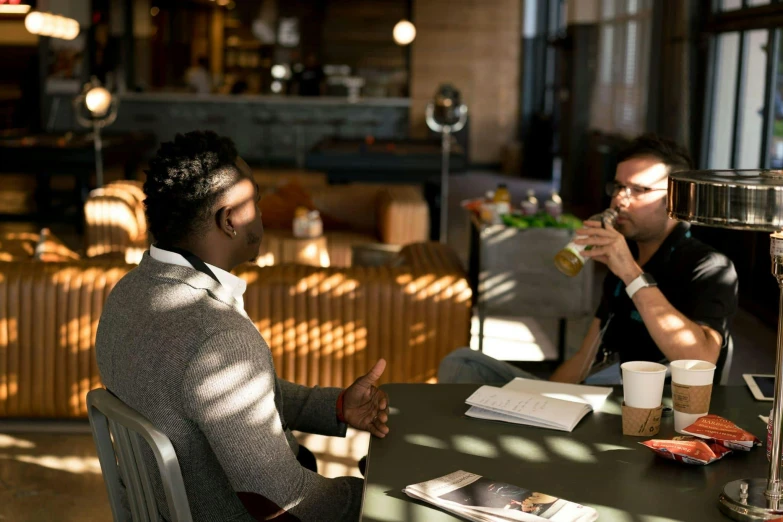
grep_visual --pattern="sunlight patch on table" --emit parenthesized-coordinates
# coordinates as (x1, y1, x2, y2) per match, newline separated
(404, 434, 449, 450)
(594, 443, 633, 453)
(497, 435, 549, 462)
(451, 435, 499, 458)
(363, 484, 405, 522)
(544, 437, 597, 464)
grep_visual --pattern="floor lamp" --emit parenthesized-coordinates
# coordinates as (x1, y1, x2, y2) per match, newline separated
(668, 169, 783, 520)
(425, 85, 468, 243)
(73, 77, 118, 188)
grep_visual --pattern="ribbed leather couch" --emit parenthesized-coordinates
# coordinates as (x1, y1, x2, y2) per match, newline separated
(0, 243, 470, 418)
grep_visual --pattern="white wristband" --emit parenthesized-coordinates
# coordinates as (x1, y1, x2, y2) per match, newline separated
(626, 273, 656, 299)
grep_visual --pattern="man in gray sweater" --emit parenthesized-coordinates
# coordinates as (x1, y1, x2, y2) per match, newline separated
(96, 131, 390, 521)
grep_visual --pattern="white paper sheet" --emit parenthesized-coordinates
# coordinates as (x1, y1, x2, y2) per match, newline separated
(465, 385, 593, 432)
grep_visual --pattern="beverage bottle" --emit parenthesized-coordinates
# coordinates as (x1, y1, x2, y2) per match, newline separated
(34, 228, 50, 260)
(307, 210, 323, 237)
(493, 183, 511, 215)
(520, 189, 539, 216)
(293, 207, 310, 238)
(544, 191, 563, 219)
(553, 208, 618, 276)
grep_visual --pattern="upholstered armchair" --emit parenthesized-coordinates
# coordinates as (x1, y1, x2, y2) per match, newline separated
(84, 180, 148, 263)
(84, 180, 430, 268)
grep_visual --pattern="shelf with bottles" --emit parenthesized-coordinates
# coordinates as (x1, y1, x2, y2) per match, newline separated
(462, 186, 582, 231)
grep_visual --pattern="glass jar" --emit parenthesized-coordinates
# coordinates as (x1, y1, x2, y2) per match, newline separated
(553, 208, 618, 276)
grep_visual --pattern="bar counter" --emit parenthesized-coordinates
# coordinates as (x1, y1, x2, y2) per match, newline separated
(46, 92, 410, 165)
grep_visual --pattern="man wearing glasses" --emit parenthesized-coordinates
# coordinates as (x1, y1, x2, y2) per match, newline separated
(438, 134, 738, 385)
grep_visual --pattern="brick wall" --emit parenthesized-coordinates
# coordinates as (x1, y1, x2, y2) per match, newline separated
(410, 0, 521, 164)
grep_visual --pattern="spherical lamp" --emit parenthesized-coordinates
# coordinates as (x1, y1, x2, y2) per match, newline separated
(73, 78, 119, 188)
(85, 87, 112, 117)
(24, 11, 44, 34)
(393, 20, 416, 46)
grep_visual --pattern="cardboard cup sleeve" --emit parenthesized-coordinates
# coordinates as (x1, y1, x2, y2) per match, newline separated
(622, 402, 663, 436)
(672, 382, 713, 414)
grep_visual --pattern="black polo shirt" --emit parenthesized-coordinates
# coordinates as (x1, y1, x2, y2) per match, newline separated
(595, 222, 738, 364)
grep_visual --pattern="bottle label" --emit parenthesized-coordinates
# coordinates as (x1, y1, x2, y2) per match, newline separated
(563, 241, 586, 263)
(771, 234, 783, 257)
(494, 202, 510, 215)
(545, 201, 562, 218)
(520, 202, 537, 216)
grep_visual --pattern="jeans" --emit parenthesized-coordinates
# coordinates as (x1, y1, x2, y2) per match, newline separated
(437, 347, 539, 385)
(437, 347, 623, 386)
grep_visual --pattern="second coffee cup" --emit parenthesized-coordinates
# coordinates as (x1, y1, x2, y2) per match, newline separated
(621, 361, 668, 409)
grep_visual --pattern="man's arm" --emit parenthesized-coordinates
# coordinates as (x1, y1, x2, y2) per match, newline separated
(630, 286, 722, 364)
(550, 318, 602, 384)
(580, 222, 732, 365)
(278, 380, 347, 437)
(183, 329, 362, 521)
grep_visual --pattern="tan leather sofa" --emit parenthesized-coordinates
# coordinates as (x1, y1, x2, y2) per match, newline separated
(84, 181, 430, 267)
(84, 180, 148, 263)
(263, 184, 430, 267)
(0, 242, 470, 418)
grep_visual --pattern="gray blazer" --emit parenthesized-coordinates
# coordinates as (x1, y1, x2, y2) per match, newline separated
(96, 253, 362, 521)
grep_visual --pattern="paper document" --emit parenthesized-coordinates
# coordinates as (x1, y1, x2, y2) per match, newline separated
(502, 378, 612, 411)
(465, 385, 595, 432)
(403, 470, 598, 522)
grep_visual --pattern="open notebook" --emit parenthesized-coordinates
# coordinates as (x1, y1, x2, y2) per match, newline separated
(465, 378, 613, 432)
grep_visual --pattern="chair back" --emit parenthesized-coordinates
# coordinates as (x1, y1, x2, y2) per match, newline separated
(87, 388, 193, 522)
(717, 335, 734, 386)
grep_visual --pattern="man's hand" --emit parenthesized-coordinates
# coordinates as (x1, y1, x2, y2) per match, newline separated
(577, 220, 642, 284)
(342, 359, 390, 438)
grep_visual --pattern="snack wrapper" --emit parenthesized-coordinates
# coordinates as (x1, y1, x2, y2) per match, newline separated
(639, 436, 732, 465)
(681, 414, 761, 451)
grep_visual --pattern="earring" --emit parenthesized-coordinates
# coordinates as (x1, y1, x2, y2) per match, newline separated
(232, 230, 237, 237)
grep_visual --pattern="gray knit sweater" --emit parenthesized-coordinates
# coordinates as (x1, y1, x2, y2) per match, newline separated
(96, 253, 363, 521)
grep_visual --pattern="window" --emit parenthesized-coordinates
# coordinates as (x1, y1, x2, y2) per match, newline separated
(769, 34, 783, 168)
(709, 33, 740, 169)
(590, 0, 652, 137)
(720, 0, 743, 10)
(737, 30, 768, 168)
(705, 26, 773, 169)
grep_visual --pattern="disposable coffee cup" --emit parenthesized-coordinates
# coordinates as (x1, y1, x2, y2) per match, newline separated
(670, 359, 715, 433)
(621, 361, 667, 409)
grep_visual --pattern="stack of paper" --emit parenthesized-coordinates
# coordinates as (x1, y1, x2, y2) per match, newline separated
(403, 470, 599, 521)
(465, 378, 612, 432)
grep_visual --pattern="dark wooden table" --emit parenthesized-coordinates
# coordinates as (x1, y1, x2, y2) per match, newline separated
(361, 383, 771, 522)
(0, 131, 155, 230)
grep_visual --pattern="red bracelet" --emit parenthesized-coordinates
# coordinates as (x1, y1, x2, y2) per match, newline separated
(336, 389, 347, 423)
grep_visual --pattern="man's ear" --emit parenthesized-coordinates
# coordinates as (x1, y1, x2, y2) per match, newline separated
(216, 206, 235, 238)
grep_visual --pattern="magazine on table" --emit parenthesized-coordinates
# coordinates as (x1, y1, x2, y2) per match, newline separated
(464, 379, 611, 432)
(403, 470, 599, 522)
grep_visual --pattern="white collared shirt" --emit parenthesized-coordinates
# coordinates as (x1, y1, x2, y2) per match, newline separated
(150, 245, 247, 309)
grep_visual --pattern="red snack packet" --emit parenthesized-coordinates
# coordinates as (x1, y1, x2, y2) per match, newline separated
(681, 414, 761, 451)
(640, 436, 732, 465)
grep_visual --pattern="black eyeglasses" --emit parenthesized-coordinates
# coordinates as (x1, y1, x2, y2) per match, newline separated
(605, 181, 667, 199)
